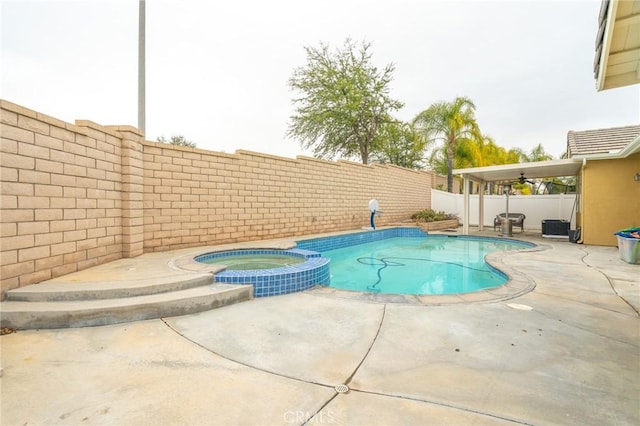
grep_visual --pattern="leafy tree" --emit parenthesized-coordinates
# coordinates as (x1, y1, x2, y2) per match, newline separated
(513, 143, 553, 162)
(370, 121, 427, 169)
(426, 137, 478, 172)
(288, 39, 403, 164)
(510, 143, 554, 194)
(505, 148, 523, 164)
(538, 177, 576, 194)
(413, 96, 479, 192)
(157, 135, 196, 148)
(473, 133, 508, 166)
(425, 147, 449, 176)
(527, 143, 553, 162)
(512, 182, 532, 195)
(474, 134, 521, 166)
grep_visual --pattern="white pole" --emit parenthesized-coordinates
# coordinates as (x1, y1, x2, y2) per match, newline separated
(478, 182, 485, 231)
(138, 0, 145, 134)
(463, 176, 470, 235)
(506, 187, 509, 216)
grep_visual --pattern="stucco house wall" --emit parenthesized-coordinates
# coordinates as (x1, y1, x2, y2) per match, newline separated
(580, 153, 640, 246)
(568, 125, 640, 247)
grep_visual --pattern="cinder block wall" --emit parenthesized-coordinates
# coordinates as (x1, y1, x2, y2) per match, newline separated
(143, 146, 433, 251)
(1, 100, 136, 295)
(1, 100, 434, 296)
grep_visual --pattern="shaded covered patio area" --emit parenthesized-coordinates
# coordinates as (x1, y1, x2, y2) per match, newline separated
(453, 159, 582, 235)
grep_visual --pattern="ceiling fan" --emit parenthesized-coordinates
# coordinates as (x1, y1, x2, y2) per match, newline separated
(517, 172, 535, 185)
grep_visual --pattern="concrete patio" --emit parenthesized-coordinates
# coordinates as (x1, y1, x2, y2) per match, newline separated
(1, 229, 638, 425)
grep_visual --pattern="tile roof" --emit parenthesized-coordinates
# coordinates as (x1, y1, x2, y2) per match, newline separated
(567, 124, 640, 157)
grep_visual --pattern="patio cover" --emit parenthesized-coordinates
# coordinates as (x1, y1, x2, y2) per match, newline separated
(453, 159, 583, 234)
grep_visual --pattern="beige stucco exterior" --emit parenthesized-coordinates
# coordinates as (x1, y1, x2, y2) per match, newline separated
(579, 153, 640, 246)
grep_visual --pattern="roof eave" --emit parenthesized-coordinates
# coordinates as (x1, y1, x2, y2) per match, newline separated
(453, 159, 582, 183)
(596, 0, 618, 91)
(571, 135, 640, 160)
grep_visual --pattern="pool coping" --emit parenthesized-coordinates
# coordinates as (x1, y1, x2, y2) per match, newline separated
(170, 226, 544, 305)
(169, 240, 298, 274)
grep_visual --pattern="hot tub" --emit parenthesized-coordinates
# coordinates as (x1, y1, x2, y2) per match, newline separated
(194, 249, 330, 297)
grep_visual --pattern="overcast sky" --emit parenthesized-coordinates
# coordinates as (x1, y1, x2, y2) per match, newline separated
(2, 0, 638, 160)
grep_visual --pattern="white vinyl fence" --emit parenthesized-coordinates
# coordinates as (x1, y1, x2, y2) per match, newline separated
(431, 189, 577, 230)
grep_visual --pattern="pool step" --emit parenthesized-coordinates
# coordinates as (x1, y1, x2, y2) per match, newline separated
(5, 275, 215, 302)
(0, 279, 253, 330)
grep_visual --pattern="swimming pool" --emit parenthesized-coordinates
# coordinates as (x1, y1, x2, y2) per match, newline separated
(323, 236, 532, 295)
(191, 228, 535, 298)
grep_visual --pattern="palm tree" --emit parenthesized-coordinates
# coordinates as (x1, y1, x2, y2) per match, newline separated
(425, 133, 484, 193)
(516, 143, 554, 163)
(413, 96, 478, 192)
(472, 132, 497, 167)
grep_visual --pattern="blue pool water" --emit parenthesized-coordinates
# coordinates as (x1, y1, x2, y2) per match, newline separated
(194, 228, 534, 297)
(324, 236, 532, 295)
(199, 253, 305, 270)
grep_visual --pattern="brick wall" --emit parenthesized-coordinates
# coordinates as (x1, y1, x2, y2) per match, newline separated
(1, 100, 435, 297)
(0, 101, 138, 296)
(433, 174, 461, 194)
(142, 147, 433, 251)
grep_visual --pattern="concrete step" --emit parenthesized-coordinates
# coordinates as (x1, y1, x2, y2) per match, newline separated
(6, 275, 214, 302)
(0, 284, 253, 330)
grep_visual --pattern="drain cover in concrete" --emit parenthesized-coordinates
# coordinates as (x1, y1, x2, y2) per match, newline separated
(334, 384, 349, 394)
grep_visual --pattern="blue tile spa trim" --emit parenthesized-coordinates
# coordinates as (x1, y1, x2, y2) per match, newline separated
(195, 249, 330, 298)
(295, 227, 427, 253)
(194, 249, 309, 263)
